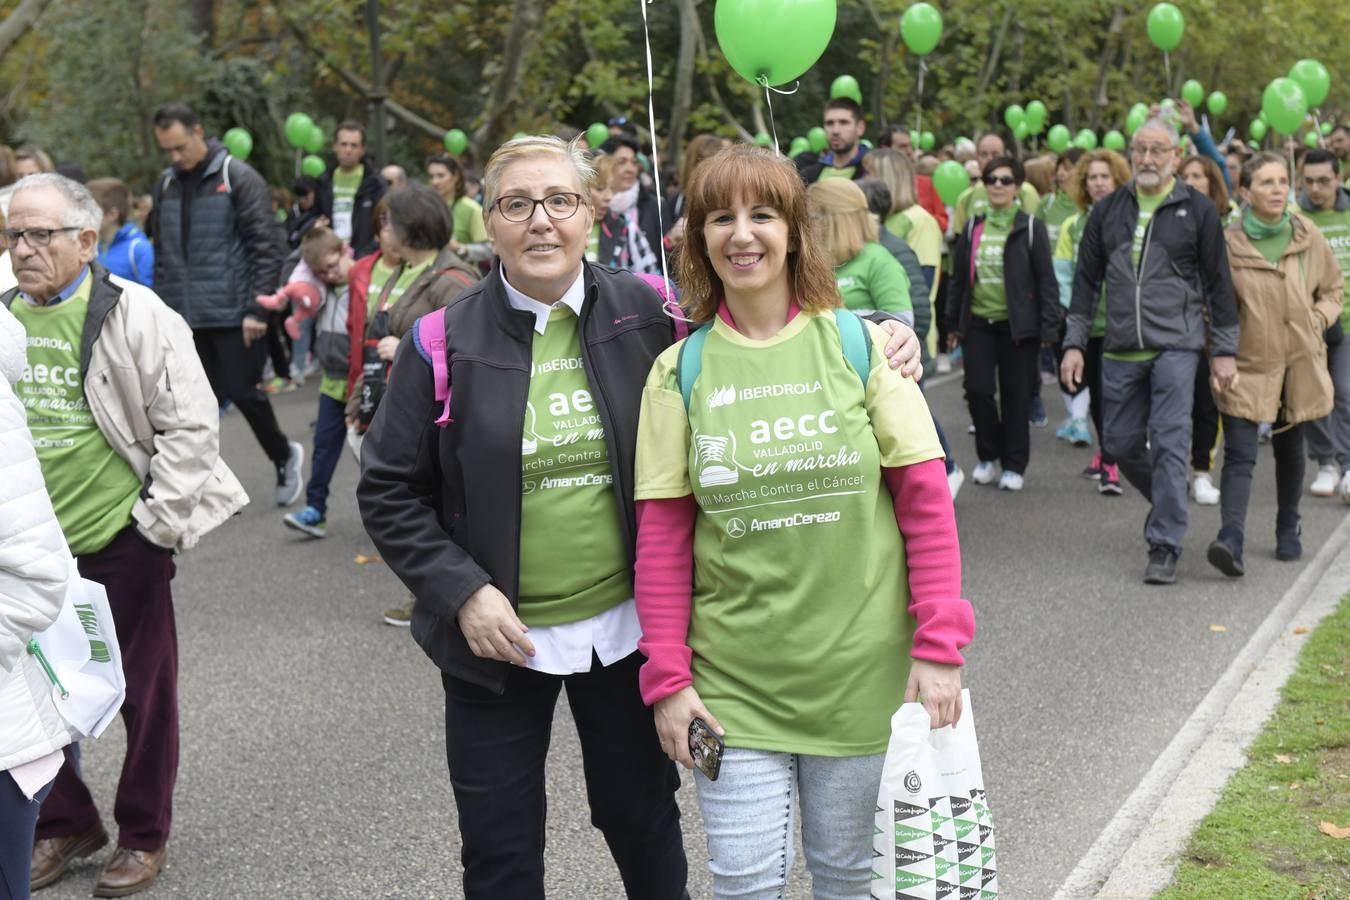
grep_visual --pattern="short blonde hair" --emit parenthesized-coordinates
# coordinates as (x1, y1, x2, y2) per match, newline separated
(482, 135, 596, 210)
(807, 179, 877, 267)
(862, 149, 917, 214)
(590, 153, 617, 191)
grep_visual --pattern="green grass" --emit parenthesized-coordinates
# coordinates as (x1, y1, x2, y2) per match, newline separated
(1155, 594, 1350, 899)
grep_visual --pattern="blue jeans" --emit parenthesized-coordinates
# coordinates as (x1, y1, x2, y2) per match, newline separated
(305, 393, 348, 515)
(1, 773, 55, 900)
(694, 748, 884, 899)
(1102, 350, 1200, 550)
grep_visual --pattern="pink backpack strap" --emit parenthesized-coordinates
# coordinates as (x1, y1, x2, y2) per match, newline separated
(415, 308, 453, 426)
(968, 219, 985, 288)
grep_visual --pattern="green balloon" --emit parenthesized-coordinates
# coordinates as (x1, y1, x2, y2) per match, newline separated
(1289, 59, 1330, 109)
(585, 123, 609, 148)
(807, 126, 828, 153)
(789, 136, 809, 157)
(900, 2, 944, 56)
(1125, 104, 1148, 136)
(1013, 120, 1029, 141)
(1025, 100, 1047, 134)
(830, 74, 862, 105)
(285, 113, 313, 149)
(754, 131, 773, 147)
(1305, 131, 1321, 148)
(932, 160, 967, 206)
(302, 123, 324, 155)
(715, 0, 837, 87)
(920, 131, 935, 151)
(1206, 92, 1227, 117)
(1074, 129, 1098, 150)
(1249, 118, 1268, 141)
(1046, 124, 1071, 154)
(860, 138, 873, 149)
(1003, 104, 1025, 131)
(512, 132, 529, 141)
(444, 128, 469, 154)
(1262, 77, 1308, 135)
(1181, 80, 1204, 108)
(1322, 121, 1335, 136)
(1146, 2, 1184, 52)
(222, 127, 253, 161)
(301, 154, 326, 178)
(1102, 130, 1126, 152)
(909, 129, 920, 148)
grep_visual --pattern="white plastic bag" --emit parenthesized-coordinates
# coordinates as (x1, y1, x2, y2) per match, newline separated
(872, 689, 996, 899)
(30, 561, 125, 740)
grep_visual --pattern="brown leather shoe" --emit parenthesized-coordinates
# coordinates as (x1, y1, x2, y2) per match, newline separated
(30, 822, 108, 890)
(92, 846, 167, 898)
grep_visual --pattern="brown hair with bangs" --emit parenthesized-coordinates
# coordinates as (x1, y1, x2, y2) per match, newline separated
(677, 144, 839, 324)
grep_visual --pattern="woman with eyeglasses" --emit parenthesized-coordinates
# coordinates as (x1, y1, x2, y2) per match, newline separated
(356, 136, 924, 898)
(947, 156, 1059, 491)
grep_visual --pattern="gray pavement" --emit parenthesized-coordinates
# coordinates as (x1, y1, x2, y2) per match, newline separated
(38, 371, 1350, 899)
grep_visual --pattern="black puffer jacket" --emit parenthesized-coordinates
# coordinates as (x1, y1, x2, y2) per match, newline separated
(151, 140, 283, 330)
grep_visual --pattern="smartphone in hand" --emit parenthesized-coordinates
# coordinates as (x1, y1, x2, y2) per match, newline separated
(688, 717, 725, 781)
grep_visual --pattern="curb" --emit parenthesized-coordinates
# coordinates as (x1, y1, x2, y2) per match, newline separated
(1053, 508, 1350, 899)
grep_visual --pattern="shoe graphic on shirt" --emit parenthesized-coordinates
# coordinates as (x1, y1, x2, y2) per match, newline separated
(521, 402, 540, 456)
(695, 432, 740, 487)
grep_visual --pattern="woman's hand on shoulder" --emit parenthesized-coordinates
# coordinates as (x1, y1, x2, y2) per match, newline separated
(905, 659, 963, 729)
(653, 685, 723, 770)
(877, 319, 922, 381)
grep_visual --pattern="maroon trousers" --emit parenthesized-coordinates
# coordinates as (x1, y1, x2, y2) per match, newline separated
(35, 526, 179, 851)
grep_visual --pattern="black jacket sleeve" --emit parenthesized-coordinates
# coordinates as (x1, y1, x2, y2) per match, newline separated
(947, 225, 973, 337)
(1029, 218, 1061, 344)
(356, 335, 492, 624)
(229, 159, 285, 298)
(314, 170, 334, 222)
(1195, 197, 1239, 357)
(1065, 201, 1107, 350)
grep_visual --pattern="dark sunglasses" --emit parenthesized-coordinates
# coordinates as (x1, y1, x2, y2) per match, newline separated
(983, 175, 1017, 187)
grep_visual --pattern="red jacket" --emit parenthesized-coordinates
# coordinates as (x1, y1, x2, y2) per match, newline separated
(916, 176, 949, 233)
(345, 251, 381, 401)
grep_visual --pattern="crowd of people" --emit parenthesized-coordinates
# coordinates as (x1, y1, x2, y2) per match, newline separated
(0, 90, 1347, 900)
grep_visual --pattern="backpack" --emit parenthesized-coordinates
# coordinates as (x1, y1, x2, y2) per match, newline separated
(675, 307, 873, 410)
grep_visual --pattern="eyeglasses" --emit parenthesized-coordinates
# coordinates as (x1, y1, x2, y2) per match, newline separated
(491, 193, 583, 223)
(0, 226, 81, 249)
(1131, 144, 1175, 159)
(983, 175, 1017, 187)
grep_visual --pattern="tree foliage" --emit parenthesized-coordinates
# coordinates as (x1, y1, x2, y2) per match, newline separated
(0, 0, 1344, 191)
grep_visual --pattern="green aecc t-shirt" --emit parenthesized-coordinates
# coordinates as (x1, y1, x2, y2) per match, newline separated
(331, 165, 363, 243)
(970, 212, 1012, 322)
(634, 310, 944, 756)
(835, 242, 912, 317)
(1305, 206, 1350, 330)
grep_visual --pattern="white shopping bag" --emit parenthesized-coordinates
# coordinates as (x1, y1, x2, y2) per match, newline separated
(30, 561, 126, 740)
(871, 689, 996, 899)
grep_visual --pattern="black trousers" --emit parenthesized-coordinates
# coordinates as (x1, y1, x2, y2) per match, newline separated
(963, 319, 1039, 474)
(442, 652, 687, 900)
(265, 311, 292, 382)
(1083, 337, 1116, 465)
(1192, 361, 1220, 472)
(193, 327, 290, 463)
(1219, 415, 1305, 535)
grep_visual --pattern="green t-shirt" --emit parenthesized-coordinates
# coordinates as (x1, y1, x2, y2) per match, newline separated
(953, 182, 1040, 233)
(1306, 205, 1350, 329)
(366, 257, 431, 317)
(587, 222, 601, 262)
(634, 311, 943, 756)
(970, 210, 1013, 322)
(452, 196, 488, 246)
(518, 307, 630, 626)
(1249, 222, 1293, 266)
(11, 272, 142, 556)
(884, 206, 943, 272)
(1106, 183, 1172, 363)
(1055, 212, 1108, 339)
(818, 165, 857, 181)
(1036, 191, 1080, 249)
(331, 166, 363, 243)
(835, 241, 911, 317)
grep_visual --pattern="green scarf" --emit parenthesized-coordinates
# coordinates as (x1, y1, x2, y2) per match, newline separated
(985, 206, 1016, 229)
(1242, 207, 1291, 241)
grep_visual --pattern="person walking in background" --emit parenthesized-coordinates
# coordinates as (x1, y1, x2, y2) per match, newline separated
(807, 178, 913, 325)
(426, 154, 492, 264)
(5, 173, 246, 898)
(1206, 152, 1343, 576)
(314, 121, 385, 257)
(149, 103, 302, 507)
(597, 134, 664, 274)
(87, 179, 153, 287)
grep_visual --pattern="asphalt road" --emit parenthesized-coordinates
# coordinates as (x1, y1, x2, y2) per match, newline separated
(38, 371, 1350, 899)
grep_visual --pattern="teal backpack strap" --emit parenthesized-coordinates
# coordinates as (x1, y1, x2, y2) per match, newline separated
(676, 323, 711, 410)
(833, 308, 872, 390)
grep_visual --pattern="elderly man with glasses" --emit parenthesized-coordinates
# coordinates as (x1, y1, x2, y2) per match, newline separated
(1060, 117, 1240, 585)
(2, 174, 245, 896)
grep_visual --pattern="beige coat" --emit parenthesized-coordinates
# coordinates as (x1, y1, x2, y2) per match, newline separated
(1218, 214, 1344, 425)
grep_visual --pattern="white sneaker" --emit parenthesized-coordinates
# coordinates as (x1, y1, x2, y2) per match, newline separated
(936, 353, 953, 374)
(1339, 471, 1350, 505)
(999, 470, 1024, 491)
(1310, 464, 1339, 497)
(947, 464, 965, 500)
(1192, 472, 1220, 505)
(971, 461, 998, 485)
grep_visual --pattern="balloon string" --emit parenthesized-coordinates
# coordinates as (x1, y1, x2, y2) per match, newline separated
(756, 76, 800, 155)
(1164, 51, 1172, 96)
(638, 0, 673, 305)
(915, 60, 927, 134)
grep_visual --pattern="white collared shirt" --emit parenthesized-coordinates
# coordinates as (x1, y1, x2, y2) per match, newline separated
(500, 267, 642, 675)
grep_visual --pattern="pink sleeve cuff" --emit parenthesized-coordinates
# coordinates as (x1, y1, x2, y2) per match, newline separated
(634, 496, 698, 705)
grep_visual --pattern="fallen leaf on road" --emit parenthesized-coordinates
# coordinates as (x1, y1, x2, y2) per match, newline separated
(1210, 624, 1229, 633)
(1274, 754, 1294, 764)
(354, 554, 382, 565)
(1293, 626, 1310, 634)
(1317, 821, 1350, 839)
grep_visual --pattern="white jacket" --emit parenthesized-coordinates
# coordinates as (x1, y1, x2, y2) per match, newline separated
(0, 303, 75, 771)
